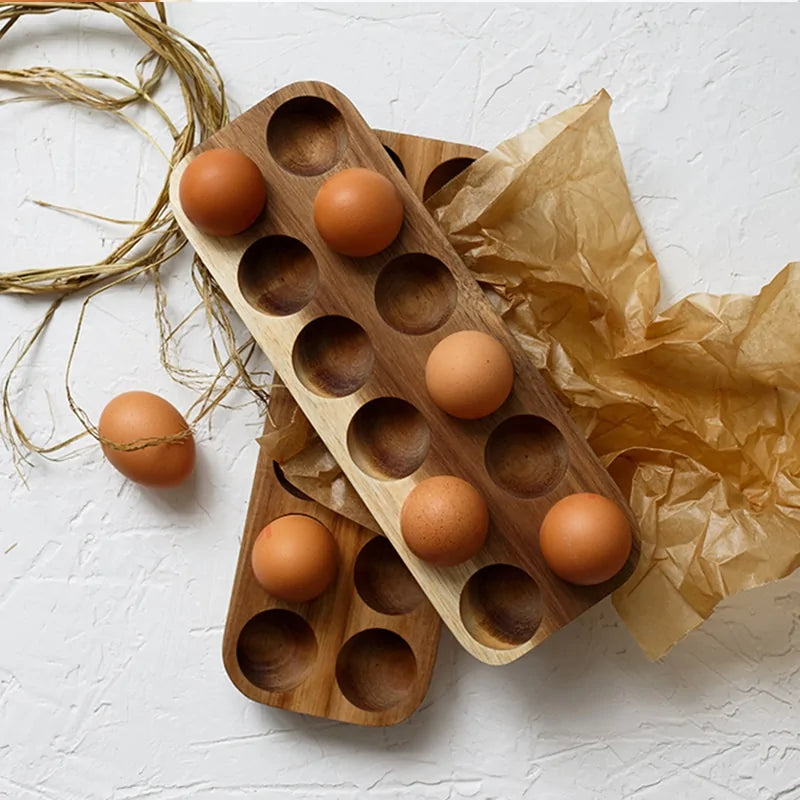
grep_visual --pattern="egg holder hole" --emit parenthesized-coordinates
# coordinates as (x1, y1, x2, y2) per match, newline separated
(375, 253, 458, 335)
(459, 564, 542, 649)
(347, 396, 430, 480)
(354, 535, 427, 615)
(267, 96, 348, 176)
(238, 235, 319, 316)
(335, 628, 418, 711)
(236, 608, 318, 692)
(292, 315, 375, 397)
(485, 415, 569, 498)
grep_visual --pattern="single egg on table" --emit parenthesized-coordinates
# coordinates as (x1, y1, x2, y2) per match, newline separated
(251, 514, 338, 603)
(179, 148, 267, 236)
(539, 493, 632, 585)
(313, 167, 404, 257)
(400, 475, 489, 567)
(98, 391, 195, 488)
(425, 330, 514, 420)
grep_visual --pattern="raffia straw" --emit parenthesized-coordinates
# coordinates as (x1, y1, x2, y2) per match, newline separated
(0, 2, 270, 473)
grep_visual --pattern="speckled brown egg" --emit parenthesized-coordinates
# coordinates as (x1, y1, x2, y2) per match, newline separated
(179, 148, 267, 236)
(425, 330, 514, 419)
(400, 475, 489, 567)
(313, 168, 404, 257)
(539, 493, 632, 585)
(98, 391, 195, 488)
(251, 514, 338, 602)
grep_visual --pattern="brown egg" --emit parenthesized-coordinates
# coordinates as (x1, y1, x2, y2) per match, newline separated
(98, 391, 195, 488)
(313, 168, 404, 257)
(179, 148, 266, 236)
(251, 514, 338, 602)
(539, 493, 632, 585)
(425, 330, 514, 419)
(400, 475, 489, 567)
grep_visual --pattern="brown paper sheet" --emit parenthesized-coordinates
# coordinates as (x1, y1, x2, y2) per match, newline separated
(260, 90, 800, 659)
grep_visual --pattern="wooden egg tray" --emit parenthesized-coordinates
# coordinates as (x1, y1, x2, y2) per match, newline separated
(173, 81, 642, 666)
(220, 128, 480, 726)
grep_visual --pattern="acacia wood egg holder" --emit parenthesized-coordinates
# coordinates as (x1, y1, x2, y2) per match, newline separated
(171, 81, 642, 671)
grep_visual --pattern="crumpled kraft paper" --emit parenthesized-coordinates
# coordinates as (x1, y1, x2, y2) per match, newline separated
(259, 90, 800, 659)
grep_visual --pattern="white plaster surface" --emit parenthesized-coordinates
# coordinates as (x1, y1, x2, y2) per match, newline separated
(2, 4, 800, 798)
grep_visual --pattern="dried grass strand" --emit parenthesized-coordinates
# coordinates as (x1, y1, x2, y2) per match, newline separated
(0, 2, 269, 472)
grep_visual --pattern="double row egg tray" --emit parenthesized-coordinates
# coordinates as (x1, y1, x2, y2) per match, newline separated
(171, 82, 641, 677)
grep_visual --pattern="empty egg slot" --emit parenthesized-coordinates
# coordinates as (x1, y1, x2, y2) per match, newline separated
(238, 235, 318, 316)
(292, 315, 374, 397)
(236, 609, 318, 692)
(347, 396, 430, 480)
(335, 629, 417, 711)
(422, 157, 476, 201)
(375, 253, 458, 335)
(485, 415, 569, 498)
(459, 564, 542, 650)
(266, 95, 348, 176)
(354, 536, 427, 615)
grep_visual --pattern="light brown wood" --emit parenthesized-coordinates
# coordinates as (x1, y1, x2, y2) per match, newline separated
(175, 82, 642, 666)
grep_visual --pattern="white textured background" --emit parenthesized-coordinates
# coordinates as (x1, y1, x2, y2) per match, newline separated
(2, 4, 800, 799)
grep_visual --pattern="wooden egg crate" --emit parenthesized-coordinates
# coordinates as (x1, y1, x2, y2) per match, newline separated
(172, 81, 641, 666)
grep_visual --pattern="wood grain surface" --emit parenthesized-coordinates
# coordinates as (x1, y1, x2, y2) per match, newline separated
(175, 82, 642, 666)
